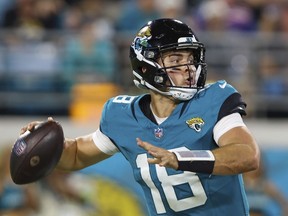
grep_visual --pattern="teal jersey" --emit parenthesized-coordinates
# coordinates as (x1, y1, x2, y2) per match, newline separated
(99, 80, 249, 216)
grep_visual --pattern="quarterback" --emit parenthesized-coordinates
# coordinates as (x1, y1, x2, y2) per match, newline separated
(22, 19, 260, 215)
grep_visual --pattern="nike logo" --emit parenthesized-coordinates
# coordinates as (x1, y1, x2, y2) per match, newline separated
(219, 82, 227, 89)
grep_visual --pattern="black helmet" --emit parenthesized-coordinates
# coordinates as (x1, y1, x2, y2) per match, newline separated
(129, 18, 207, 100)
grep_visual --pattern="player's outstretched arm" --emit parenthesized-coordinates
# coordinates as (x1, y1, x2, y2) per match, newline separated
(58, 134, 110, 171)
(20, 117, 111, 171)
(137, 125, 260, 175)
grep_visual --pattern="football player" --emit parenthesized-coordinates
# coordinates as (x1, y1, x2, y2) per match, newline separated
(22, 19, 260, 215)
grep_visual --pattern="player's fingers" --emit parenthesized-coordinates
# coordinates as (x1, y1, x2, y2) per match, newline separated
(136, 138, 154, 151)
(148, 156, 172, 168)
(20, 121, 42, 134)
(20, 123, 34, 134)
(137, 138, 164, 154)
(154, 151, 178, 169)
(148, 150, 158, 158)
(148, 150, 168, 160)
(147, 157, 161, 164)
(20, 126, 28, 135)
(28, 121, 44, 131)
(47, 117, 54, 121)
(136, 137, 146, 148)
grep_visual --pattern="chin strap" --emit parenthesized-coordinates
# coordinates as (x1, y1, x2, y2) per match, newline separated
(133, 70, 199, 101)
(169, 87, 198, 101)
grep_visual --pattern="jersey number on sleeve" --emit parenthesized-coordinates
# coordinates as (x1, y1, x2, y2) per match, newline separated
(136, 147, 207, 214)
(112, 95, 136, 104)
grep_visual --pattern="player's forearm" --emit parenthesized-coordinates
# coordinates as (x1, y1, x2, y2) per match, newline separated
(212, 143, 260, 175)
(57, 135, 110, 171)
(56, 138, 79, 171)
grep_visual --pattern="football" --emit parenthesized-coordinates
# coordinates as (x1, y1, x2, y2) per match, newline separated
(10, 120, 64, 185)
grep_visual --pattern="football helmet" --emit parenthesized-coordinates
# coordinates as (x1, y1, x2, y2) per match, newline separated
(130, 18, 207, 100)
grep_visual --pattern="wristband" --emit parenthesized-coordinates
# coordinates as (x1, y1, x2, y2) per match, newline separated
(174, 150, 215, 174)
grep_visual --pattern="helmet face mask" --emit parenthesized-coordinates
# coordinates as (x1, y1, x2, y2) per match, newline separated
(130, 18, 207, 101)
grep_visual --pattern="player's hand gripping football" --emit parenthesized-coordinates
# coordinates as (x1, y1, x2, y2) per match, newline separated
(136, 138, 179, 170)
(19, 116, 69, 153)
(20, 116, 55, 134)
(12, 116, 64, 184)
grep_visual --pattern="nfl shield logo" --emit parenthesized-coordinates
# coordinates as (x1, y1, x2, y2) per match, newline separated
(154, 128, 163, 139)
(13, 139, 27, 156)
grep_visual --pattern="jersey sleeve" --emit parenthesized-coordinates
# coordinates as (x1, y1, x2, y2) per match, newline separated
(217, 92, 247, 121)
(92, 128, 119, 155)
(209, 80, 248, 144)
(213, 113, 246, 144)
(92, 98, 119, 155)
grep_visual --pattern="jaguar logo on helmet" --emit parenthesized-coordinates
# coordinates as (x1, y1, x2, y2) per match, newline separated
(137, 26, 151, 38)
(133, 26, 152, 51)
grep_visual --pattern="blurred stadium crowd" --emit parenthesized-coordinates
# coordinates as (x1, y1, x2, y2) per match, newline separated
(0, 0, 287, 118)
(1, 1, 288, 216)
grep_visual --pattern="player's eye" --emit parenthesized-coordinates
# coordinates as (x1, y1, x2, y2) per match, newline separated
(187, 57, 195, 64)
(168, 56, 181, 64)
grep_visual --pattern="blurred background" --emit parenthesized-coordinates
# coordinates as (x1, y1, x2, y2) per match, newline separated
(0, 0, 287, 215)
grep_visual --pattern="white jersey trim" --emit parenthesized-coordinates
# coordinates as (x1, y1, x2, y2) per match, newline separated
(92, 128, 119, 155)
(213, 113, 246, 145)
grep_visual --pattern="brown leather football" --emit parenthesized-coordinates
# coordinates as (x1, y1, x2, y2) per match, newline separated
(10, 120, 64, 184)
